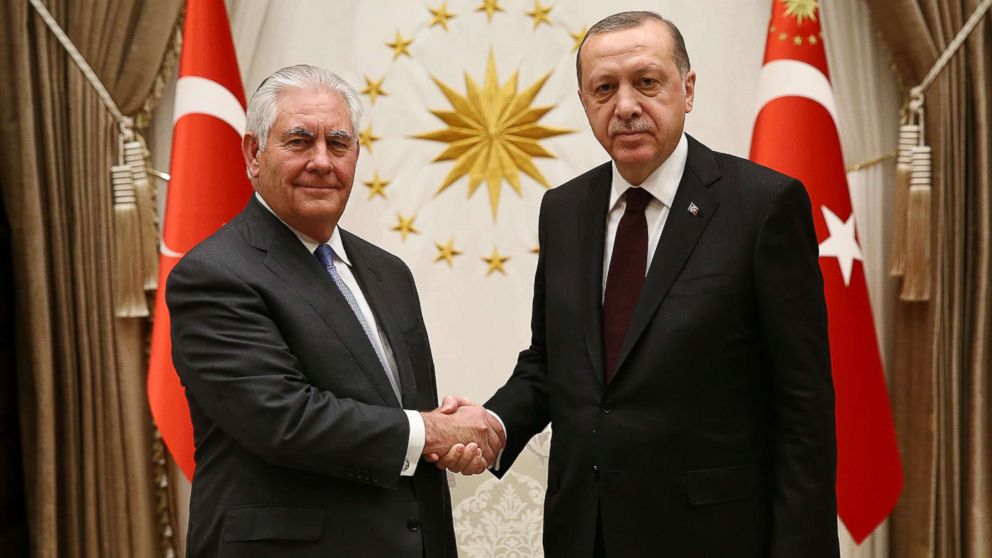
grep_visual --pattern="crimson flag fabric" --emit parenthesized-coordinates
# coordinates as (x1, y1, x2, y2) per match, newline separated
(147, 0, 251, 479)
(749, 2, 902, 543)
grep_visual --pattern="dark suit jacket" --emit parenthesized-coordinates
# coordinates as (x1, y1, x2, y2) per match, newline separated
(167, 196, 456, 558)
(486, 136, 838, 557)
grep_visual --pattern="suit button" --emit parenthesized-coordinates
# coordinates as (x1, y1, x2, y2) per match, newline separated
(592, 465, 599, 478)
(407, 518, 421, 532)
(600, 400, 613, 414)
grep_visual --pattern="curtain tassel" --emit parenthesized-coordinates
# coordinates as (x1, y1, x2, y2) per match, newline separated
(901, 144, 932, 301)
(898, 91, 931, 301)
(890, 122, 918, 276)
(123, 138, 159, 291)
(111, 165, 150, 317)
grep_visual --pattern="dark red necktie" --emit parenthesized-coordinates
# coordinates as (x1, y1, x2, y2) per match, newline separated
(603, 187, 652, 382)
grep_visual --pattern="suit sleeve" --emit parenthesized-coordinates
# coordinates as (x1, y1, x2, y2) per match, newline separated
(484, 194, 553, 475)
(167, 253, 410, 489)
(753, 180, 839, 557)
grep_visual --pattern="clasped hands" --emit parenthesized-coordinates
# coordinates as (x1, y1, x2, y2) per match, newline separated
(420, 396, 505, 475)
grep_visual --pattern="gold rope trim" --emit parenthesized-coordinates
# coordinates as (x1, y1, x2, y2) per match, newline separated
(148, 169, 171, 182)
(134, 5, 185, 131)
(27, 0, 132, 130)
(148, 10, 185, 558)
(846, 151, 896, 173)
(152, 430, 179, 558)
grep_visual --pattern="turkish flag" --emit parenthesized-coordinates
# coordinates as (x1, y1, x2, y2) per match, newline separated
(749, 2, 903, 543)
(147, 0, 252, 480)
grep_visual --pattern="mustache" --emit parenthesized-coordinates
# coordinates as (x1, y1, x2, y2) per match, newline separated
(609, 118, 655, 135)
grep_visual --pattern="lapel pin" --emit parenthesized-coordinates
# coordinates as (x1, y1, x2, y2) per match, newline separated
(688, 202, 700, 216)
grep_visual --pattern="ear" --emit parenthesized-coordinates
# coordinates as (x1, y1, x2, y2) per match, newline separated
(242, 132, 261, 179)
(683, 70, 697, 113)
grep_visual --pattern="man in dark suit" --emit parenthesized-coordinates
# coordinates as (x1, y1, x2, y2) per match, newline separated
(167, 65, 502, 558)
(437, 11, 838, 557)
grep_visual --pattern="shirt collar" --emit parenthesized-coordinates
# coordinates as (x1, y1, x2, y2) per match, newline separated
(608, 132, 688, 211)
(254, 192, 352, 267)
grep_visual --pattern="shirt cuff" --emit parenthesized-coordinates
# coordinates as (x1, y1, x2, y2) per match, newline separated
(402, 410, 425, 477)
(485, 409, 507, 472)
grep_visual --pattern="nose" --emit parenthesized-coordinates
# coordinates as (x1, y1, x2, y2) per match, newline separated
(306, 142, 334, 173)
(614, 84, 641, 121)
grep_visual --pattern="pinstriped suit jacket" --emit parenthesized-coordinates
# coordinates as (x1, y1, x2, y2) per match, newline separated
(487, 135, 839, 557)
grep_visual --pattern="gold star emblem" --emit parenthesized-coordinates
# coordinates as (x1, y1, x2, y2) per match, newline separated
(769, 24, 777, 33)
(525, 0, 553, 29)
(808, 34, 818, 45)
(433, 239, 463, 266)
(482, 247, 509, 276)
(363, 171, 390, 200)
(361, 76, 388, 106)
(781, 0, 819, 25)
(530, 244, 540, 254)
(359, 124, 381, 152)
(414, 51, 573, 217)
(793, 35, 803, 45)
(569, 25, 588, 52)
(429, 2, 457, 31)
(391, 213, 419, 241)
(386, 31, 413, 60)
(778, 32, 788, 41)
(476, 0, 503, 21)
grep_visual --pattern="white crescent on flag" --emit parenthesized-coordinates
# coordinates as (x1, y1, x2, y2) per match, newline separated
(753, 59, 840, 130)
(173, 75, 247, 136)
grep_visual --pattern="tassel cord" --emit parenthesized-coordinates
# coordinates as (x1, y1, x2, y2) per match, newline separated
(910, 0, 992, 101)
(27, 0, 133, 135)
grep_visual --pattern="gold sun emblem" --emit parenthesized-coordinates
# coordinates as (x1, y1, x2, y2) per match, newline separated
(414, 51, 573, 217)
(781, 0, 818, 25)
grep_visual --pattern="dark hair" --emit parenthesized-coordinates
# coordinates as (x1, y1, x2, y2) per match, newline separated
(575, 11, 690, 87)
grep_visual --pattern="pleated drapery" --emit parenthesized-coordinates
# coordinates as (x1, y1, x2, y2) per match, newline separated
(0, 1, 183, 556)
(861, 1, 992, 556)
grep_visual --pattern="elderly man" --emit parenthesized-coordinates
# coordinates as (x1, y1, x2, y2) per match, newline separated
(439, 11, 839, 558)
(167, 65, 501, 558)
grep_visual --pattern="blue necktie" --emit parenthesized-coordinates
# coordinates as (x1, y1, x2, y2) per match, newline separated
(315, 244, 402, 402)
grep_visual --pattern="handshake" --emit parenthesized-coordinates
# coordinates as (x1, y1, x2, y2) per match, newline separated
(419, 396, 506, 476)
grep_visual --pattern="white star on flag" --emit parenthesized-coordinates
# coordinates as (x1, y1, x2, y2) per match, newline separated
(818, 205, 864, 287)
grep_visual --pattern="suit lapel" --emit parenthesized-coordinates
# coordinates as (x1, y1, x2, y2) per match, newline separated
(613, 137, 722, 377)
(344, 233, 419, 410)
(243, 198, 401, 408)
(578, 164, 612, 387)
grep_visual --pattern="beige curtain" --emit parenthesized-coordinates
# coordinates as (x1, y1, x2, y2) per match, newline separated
(0, 0, 183, 556)
(860, 1, 991, 557)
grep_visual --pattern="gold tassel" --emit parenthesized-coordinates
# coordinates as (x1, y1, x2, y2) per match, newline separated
(901, 145, 932, 301)
(112, 165, 150, 317)
(124, 138, 159, 291)
(890, 124, 918, 276)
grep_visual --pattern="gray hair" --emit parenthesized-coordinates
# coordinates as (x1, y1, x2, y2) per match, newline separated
(246, 64, 363, 150)
(576, 11, 691, 87)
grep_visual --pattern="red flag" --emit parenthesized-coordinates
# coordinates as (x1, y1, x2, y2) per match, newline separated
(147, 0, 252, 479)
(749, 1, 902, 543)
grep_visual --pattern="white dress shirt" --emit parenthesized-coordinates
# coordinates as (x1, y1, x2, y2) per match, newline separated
(256, 193, 425, 477)
(602, 132, 688, 297)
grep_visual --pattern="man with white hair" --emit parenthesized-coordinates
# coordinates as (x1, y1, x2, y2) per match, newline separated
(167, 64, 501, 557)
